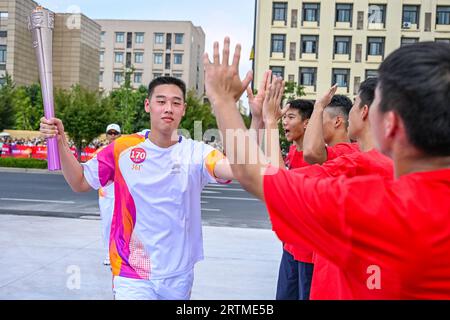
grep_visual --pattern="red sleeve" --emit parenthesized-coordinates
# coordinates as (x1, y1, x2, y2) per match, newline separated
(326, 143, 360, 161)
(263, 166, 401, 268)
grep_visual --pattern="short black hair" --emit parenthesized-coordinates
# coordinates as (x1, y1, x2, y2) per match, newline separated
(358, 77, 378, 108)
(287, 99, 314, 120)
(148, 76, 186, 101)
(326, 94, 353, 127)
(378, 41, 450, 156)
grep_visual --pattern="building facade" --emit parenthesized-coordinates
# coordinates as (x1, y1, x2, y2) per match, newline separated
(254, 0, 450, 99)
(0, 0, 100, 91)
(96, 19, 206, 96)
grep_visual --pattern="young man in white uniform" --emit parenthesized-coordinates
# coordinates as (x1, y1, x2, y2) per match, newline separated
(40, 76, 242, 300)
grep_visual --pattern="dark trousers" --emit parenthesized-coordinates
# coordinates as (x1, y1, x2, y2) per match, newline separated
(276, 247, 314, 300)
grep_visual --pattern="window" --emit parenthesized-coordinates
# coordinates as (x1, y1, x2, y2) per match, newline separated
(333, 69, 350, 88)
(165, 53, 171, 69)
(114, 72, 123, 84)
(437, 6, 450, 25)
(0, 45, 6, 63)
(271, 34, 286, 55)
(174, 53, 183, 64)
(401, 37, 419, 47)
(273, 2, 288, 23)
(357, 11, 364, 29)
(134, 73, 142, 83)
(126, 52, 131, 67)
(334, 36, 351, 55)
(365, 70, 378, 79)
(166, 33, 172, 50)
(301, 35, 318, 54)
(368, 4, 386, 25)
(403, 5, 420, 25)
(367, 37, 385, 56)
(0, 31, 7, 37)
(173, 73, 183, 79)
(114, 52, 124, 63)
(0, 77, 5, 86)
(336, 4, 353, 23)
(127, 32, 132, 49)
(153, 73, 162, 79)
(436, 38, 450, 44)
(355, 44, 362, 62)
(289, 42, 296, 60)
(303, 3, 320, 22)
(0, 12, 8, 19)
(99, 51, 104, 62)
(270, 66, 285, 79)
(154, 53, 163, 64)
(100, 31, 105, 43)
(135, 52, 144, 63)
(175, 33, 184, 44)
(135, 32, 144, 44)
(155, 33, 164, 44)
(115, 32, 124, 43)
(288, 74, 295, 82)
(291, 9, 298, 28)
(99, 71, 103, 82)
(299, 67, 317, 86)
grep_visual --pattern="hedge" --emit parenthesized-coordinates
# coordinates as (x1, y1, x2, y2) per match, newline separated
(0, 157, 48, 169)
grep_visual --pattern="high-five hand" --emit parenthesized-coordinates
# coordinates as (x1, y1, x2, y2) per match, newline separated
(204, 37, 253, 106)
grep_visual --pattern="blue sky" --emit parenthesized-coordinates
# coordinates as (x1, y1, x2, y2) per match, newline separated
(38, 0, 256, 88)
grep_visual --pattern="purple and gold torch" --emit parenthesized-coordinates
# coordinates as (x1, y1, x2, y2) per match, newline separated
(28, 7, 61, 171)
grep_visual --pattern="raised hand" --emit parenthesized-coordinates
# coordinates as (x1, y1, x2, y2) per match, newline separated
(315, 84, 338, 110)
(247, 70, 272, 120)
(263, 76, 285, 124)
(204, 37, 253, 106)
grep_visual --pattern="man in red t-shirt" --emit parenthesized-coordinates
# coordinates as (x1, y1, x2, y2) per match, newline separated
(287, 87, 359, 300)
(276, 99, 314, 300)
(205, 39, 450, 299)
(290, 77, 394, 299)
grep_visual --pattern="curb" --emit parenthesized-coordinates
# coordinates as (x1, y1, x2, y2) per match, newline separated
(0, 167, 62, 175)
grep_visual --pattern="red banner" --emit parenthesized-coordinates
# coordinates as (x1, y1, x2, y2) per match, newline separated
(0, 144, 97, 162)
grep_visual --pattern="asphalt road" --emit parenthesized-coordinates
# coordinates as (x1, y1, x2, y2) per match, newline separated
(0, 170, 271, 229)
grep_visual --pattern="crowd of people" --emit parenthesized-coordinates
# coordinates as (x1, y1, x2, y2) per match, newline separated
(36, 39, 450, 301)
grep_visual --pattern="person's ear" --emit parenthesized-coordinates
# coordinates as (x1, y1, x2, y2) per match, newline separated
(384, 111, 398, 139)
(182, 102, 187, 117)
(145, 98, 150, 113)
(335, 116, 344, 128)
(303, 119, 309, 129)
(361, 105, 369, 121)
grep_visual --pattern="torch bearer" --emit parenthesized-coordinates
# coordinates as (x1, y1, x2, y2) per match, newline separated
(28, 7, 61, 171)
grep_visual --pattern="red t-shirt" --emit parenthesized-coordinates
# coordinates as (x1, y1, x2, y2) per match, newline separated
(283, 143, 360, 263)
(291, 149, 394, 299)
(264, 165, 450, 299)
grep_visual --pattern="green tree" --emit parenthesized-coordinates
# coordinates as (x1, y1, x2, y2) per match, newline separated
(283, 81, 305, 102)
(109, 68, 149, 134)
(180, 90, 217, 140)
(13, 84, 43, 131)
(0, 74, 16, 132)
(56, 85, 114, 161)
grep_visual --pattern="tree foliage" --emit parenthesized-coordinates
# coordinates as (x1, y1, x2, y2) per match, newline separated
(55, 85, 114, 160)
(0, 74, 16, 132)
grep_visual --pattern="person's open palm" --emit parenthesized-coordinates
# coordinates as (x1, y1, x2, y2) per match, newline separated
(204, 37, 253, 105)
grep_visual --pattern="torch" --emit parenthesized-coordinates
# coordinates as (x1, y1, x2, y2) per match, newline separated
(28, 7, 61, 171)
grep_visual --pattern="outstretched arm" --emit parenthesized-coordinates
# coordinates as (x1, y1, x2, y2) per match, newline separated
(303, 85, 337, 165)
(248, 70, 272, 145)
(204, 38, 269, 201)
(262, 76, 287, 170)
(40, 117, 92, 193)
